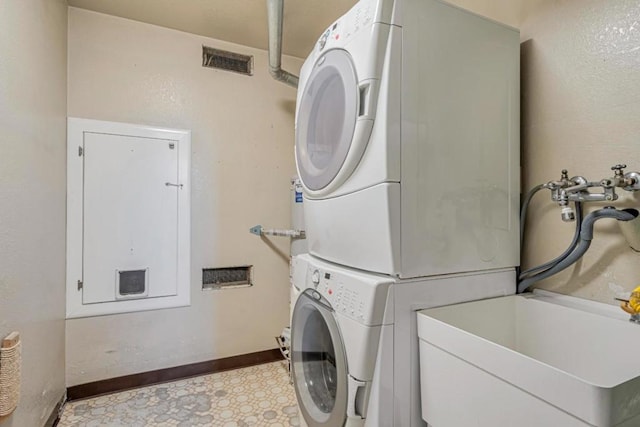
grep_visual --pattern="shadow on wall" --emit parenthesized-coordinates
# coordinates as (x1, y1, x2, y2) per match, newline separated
(260, 235, 290, 263)
(278, 99, 296, 116)
(551, 241, 630, 295)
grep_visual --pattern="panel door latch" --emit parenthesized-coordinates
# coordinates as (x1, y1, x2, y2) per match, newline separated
(77, 280, 83, 290)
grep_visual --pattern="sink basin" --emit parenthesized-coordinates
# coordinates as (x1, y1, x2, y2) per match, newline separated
(417, 292, 640, 427)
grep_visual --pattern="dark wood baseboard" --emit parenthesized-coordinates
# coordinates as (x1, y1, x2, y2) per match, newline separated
(45, 393, 66, 427)
(66, 348, 284, 401)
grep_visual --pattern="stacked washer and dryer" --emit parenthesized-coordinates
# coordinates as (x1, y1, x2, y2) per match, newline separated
(289, 0, 520, 426)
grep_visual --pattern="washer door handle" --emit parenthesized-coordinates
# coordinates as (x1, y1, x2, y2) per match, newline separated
(347, 376, 368, 418)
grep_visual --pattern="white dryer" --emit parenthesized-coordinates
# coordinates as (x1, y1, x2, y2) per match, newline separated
(295, 0, 521, 278)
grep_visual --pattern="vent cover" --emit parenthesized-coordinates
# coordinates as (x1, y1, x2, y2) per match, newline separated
(202, 46, 253, 76)
(202, 266, 252, 290)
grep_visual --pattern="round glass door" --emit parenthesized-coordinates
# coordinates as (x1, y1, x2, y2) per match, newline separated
(296, 49, 358, 191)
(291, 290, 348, 427)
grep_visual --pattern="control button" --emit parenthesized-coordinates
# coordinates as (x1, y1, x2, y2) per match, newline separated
(328, 289, 333, 295)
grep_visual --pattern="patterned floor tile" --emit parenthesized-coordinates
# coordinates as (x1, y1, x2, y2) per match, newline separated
(58, 361, 300, 427)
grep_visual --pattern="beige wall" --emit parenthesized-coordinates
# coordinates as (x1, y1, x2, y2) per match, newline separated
(66, 8, 301, 386)
(518, 0, 640, 303)
(0, 0, 68, 425)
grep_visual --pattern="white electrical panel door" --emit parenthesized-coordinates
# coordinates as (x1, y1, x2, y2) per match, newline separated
(66, 118, 190, 318)
(83, 133, 179, 304)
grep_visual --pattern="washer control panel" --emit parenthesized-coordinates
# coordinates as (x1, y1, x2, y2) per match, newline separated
(304, 258, 391, 326)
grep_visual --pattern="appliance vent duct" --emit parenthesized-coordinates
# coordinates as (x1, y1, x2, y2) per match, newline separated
(202, 266, 252, 290)
(202, 46, 253, 76)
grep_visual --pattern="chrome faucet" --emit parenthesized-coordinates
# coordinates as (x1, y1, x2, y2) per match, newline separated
(546, 165, 640, 221)
(601, 164, 640, 191)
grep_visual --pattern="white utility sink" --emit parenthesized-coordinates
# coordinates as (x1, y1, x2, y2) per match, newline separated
(417, 292, 640, 427)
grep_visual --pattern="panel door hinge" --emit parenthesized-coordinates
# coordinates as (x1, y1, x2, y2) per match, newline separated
(77, 280, 83, 290)
(78, 146, 83, 156)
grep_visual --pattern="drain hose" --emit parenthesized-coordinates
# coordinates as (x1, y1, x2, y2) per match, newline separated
(517, 207, 639, 294)
(519, 201, 583, 280)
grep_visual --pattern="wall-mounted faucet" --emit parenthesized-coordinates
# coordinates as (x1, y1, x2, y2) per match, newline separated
(518, 163, 640, 294)
(603, 164, 640, 191)
(545, 165, 640, 222)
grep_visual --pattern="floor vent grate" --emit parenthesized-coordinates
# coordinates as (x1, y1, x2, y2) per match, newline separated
(202, 46, 253, 76)
(202, 266, 252, 290)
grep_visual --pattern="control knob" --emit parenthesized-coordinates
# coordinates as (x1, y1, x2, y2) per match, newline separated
(311, 270, 320, 288)
(318, 29, 330, 50)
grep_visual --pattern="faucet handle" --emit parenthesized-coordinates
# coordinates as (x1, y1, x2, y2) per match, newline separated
(611, 164, 627, 175)
(609, 164, 640, 191)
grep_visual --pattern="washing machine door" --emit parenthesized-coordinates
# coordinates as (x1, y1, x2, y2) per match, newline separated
(296, 49, 362, 193)
(291, 289, 348, 427)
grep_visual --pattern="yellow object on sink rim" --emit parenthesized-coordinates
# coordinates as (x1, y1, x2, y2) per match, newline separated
(620, 286, 640, 315)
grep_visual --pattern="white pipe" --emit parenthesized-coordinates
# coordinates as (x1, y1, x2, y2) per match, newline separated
(266, 0, 299, 88)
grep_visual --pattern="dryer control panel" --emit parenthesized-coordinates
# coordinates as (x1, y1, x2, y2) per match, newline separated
(300, 255, 392, 326)
(316, 0, 377, 53)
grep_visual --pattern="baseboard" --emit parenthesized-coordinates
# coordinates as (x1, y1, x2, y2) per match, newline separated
(66, 348, 284, 401)
(44, 392, 66, 427)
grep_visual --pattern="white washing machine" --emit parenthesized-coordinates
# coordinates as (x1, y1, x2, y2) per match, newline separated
(290, 254, 394, 427)
(295, 0, 521, 277)
(290, 254, 515, 427)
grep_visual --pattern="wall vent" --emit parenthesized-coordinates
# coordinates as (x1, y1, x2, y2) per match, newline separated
(202, 266, 252, 290)
(202, 46, 253, 76)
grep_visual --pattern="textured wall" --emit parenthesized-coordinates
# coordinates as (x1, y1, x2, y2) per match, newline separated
(0, 0, 68, 424)
(519, 0, 640, 303)
(66, 8, 300, 386)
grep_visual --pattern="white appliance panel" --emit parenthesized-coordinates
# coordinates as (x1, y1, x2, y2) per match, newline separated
(400, 0, 520, 278)
(304, 183, 400, 276)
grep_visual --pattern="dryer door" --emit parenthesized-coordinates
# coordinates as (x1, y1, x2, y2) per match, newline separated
(291, 289, 348, 427)
(296, 49, 360, 193)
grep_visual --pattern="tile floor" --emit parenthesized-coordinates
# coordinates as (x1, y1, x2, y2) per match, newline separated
(58, 361, 300, 427)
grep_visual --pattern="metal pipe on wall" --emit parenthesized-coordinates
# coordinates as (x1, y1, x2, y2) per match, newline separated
(266, 0, 299, 88)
